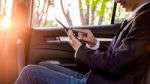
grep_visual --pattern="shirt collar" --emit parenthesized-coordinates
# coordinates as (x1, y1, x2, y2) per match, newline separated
(126, 1, 150, 21)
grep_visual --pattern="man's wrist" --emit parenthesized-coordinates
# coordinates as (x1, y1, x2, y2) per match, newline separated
(86, 40, 100, 50)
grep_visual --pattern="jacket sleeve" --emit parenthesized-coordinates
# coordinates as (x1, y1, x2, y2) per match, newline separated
(75, 10, 150, 76)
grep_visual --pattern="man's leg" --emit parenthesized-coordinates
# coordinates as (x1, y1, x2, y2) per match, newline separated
(39, 62, 85, 78)
(15, 65, 87, 84)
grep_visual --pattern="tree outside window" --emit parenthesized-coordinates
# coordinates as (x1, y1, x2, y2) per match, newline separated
(32, 0, 129, 27)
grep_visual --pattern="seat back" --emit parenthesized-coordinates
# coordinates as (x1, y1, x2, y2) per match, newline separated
(142, 66, 150, 84)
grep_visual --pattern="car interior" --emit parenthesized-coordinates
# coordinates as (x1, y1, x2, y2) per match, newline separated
(0, 0, 149, 84)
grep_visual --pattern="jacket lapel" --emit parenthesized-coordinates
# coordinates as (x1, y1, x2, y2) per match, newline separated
(114, 20, 131, 45)
(113, 2, 150, 46)
(113, 20, 129, 45)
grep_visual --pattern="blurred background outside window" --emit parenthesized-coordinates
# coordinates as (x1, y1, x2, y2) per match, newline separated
(32, 0, 130, 28)
(0, 0, 13, 29)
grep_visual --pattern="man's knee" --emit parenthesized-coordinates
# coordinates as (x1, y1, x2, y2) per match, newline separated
(20, 65, 41, 75)
(15, 65, 40, 84)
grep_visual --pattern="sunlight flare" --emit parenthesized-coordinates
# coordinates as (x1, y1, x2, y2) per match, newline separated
(0, 0, 13, 29)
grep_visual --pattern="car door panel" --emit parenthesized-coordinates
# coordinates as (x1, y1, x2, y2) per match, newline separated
(28, 24, 121, 72)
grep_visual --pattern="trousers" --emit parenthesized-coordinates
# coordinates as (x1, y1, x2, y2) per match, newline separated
(15, 64, 88, 84)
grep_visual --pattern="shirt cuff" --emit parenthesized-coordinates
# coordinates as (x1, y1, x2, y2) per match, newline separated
(74, 45, 82, 58)
(74, 40, 100, 58)
(86, 40, 100, 50)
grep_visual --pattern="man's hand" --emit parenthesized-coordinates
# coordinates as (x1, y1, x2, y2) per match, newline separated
(73, 29, 97, 47)
(66, 30, 82, 51)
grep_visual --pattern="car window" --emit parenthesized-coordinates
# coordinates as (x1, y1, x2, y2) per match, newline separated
(32, 0, 130, 28)
(0, 0, 13, 29)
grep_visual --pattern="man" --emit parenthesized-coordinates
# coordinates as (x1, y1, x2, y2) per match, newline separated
(15, 0, 150, 84)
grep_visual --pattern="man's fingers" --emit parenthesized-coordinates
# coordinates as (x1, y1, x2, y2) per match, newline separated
(78, 33, 85, 40)
(73, 29, 90, 35)
(67, 30, 78, 41)
(67, 30, 74, 38)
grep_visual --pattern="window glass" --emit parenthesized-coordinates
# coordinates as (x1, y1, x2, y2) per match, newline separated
(32, 0, 130, 28)
(32, 0, 115, 28)
(0, 0, 13, 29)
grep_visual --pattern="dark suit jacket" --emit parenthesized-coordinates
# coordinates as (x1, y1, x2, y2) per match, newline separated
(76, 2, 150, 84)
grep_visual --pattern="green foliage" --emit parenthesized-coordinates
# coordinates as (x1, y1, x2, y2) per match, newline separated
(85, 0, 90, 5)
(44, 21, 58, 27)
(84, 0, 128, 24)
(91, 0, 101, 10)
(85, 0, 112, 18)
(98, 0, 109, 17)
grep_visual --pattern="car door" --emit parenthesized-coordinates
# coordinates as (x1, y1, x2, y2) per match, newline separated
(24, 0, 128, 73)
(28, 24, 120, 72)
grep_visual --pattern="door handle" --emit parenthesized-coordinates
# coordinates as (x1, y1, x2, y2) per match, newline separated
(44, 36, 61, 44)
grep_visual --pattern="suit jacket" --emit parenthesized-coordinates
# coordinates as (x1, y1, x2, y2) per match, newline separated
(76, 2, 150, 84)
